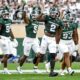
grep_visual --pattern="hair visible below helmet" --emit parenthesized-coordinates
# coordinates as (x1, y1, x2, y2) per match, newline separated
(2, 10, 9, 19)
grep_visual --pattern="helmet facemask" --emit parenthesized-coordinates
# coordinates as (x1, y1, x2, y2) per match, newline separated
(31, 12, 40, 20)
(2, 11, 9, 19)
(31, 6, 41, 20)
(63, 18, 69, 27)
(49, 8, 58, 19)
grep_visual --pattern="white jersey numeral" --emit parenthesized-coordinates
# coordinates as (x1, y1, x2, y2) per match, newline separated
(50, 24, 56, 32)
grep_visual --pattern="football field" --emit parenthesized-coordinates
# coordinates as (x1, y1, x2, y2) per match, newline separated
(0, 62, 80, 80)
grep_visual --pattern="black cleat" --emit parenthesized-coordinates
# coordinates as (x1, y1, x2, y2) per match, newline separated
(49, 72, 58, 77)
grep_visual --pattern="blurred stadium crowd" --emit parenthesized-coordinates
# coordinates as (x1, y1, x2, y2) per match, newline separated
(0, 0, 80, 23)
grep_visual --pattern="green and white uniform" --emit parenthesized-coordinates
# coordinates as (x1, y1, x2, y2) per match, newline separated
(1, 18, 12, 37)
(0, 18, 17, 55)
(44, 16, 61, 36)
(57, 22, 78, 60)
(61, 22, 77, 40)
(40, 15, 62, 54)
(23, 16, 40, 56)
(25, 19, 39, 38)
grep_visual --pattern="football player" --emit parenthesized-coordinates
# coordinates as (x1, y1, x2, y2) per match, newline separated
(0, 10, 17, 74)
(45, 15, 78, 76)
(58, 14, 78, 75)
(17, 5, 42, 74)
(34, 6, 63, 77)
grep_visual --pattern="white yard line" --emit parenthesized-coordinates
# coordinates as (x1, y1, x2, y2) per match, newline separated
(0, 70, 80, 73)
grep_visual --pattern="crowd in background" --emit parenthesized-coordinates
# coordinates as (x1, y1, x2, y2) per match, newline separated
(0, 0, 80, 23)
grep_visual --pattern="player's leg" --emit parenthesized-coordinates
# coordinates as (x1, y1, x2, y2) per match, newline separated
(0, 38, 12, 74)
(45, 53, 51, 73)
(32, 38, 46, 73)
(59, 41, 74, 75)
(17, 55, 27, 74)
(48, 37, 58, 77)
(55, 51, 66, 75)
(2, 54, 12, 74)
(66, 40, 77, 75)
(17, 37, 31, 74)
(2, 51, 11, 74)
(45, 46, 63, 73)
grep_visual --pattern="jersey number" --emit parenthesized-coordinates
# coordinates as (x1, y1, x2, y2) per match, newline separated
(63, 32, 72, 39)
(6, 25, 10, 33)
(50, 24, 56, 32)
(33, 24, 38, 33)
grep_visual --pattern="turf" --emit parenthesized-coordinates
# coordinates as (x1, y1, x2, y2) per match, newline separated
(0, 73, 80, 80)
(0, 62, 80, 80)
(0, 62, 80, 70)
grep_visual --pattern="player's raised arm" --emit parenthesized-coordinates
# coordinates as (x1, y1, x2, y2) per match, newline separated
(22, 11, 30, 24)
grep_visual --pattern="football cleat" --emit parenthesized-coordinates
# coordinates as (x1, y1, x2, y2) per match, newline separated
(33, 66, 41, 73)
(17, 67, 23, 74)
(59, 70, 65, 76)
(49, 72, 58, 77)
(67, 69, 74, 75)
(3, 69, 11, 74)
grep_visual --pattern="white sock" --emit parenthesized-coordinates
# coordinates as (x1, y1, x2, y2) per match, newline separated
(34, 66, 38, 69)
(60, 69, 65, 72)
(4, 68, 8, 70)
(46, 62, 50, 69)
(17, 66, 21, 69)
(47, 62, 50, 67)
(68, 67, 72, 72)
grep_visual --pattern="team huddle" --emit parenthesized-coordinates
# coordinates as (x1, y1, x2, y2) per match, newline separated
(0, 0, 79, 77)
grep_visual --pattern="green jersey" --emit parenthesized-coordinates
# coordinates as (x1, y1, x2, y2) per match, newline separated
(25, 17, 39, 38)
(0, 18, 12, 37)
(61, 22, 77, 40)
(44, 15, 62, 36)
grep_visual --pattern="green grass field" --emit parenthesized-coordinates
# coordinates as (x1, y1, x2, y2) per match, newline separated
(0, 62, 80, 80)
